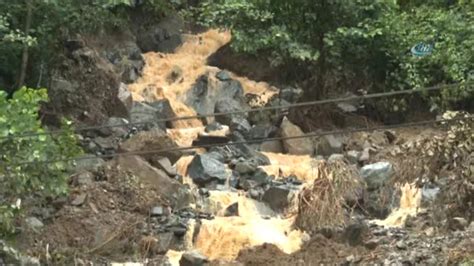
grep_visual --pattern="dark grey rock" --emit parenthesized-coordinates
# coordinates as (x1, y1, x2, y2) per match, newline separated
(166, 65, 183, 84)
(130, 102, 165, 130)
(343, 222, 368, 246)
(235, 161, 257, 175)
(239, 178, 260, 191)
(215, 98, 247, 126)
(248, 125, 277, 140)
(192, 135, 230, 147)
(98, 117, 129, 137)
(186, 73, 247, 124)
(199, 188, 210, 197)
(180, 250, 209, 266)
(188, 153, 230, 186)
(170, 226, 187, 238)
(230, 117, 252, 134)
(279, 87, 303, 103)
(148, 99, 178, 128)
(223, 203, 239, 217)
(262, 185, 296, 211)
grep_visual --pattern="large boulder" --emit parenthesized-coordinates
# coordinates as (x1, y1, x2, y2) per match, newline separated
(116, 155, 193, 208)
(185, 72, 248, 124)
(130, 99, 177, 130)
(214, 98, 247, 126)
(119, 129, 183, 164)
(280, 117, 314, 155)
(187, 153, 231, 186)
(100, 34, 145, 84)
(46, 47, 129, 125)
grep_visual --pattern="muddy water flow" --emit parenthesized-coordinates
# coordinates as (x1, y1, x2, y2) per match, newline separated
(126, 29, 423, 264)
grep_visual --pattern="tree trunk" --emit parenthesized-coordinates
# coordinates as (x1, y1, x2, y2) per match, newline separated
(17, 0, 33, 88)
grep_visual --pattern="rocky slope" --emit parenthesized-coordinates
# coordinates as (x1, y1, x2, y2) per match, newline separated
(2, 23, 473, 266)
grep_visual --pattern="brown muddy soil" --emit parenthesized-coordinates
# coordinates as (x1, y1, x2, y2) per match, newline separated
(235, 234, 372, 266)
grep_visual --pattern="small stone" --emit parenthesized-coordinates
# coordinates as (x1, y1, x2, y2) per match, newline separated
(204, 121, 223, 132)
(449, 217, 468, 231)
(151, 206, 165, 217)
(216, 70, 232, 81)
(328, 154, 345, 162)
(249, 189, 261, 199)
(364, 239, 380, 250)
(71, 194, 87, 206)
(75, 171, 94, 186)
(346, 150, 361, 164)
(199, 188, 210, 197)
(396, 241, 407, 250)
(25, 217, 44, 231)
(338, 102, 357, 113)
(346, 255, 355, 263)
(180, 250, 209, 266)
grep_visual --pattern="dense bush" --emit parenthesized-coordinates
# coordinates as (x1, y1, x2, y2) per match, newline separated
(193, 0, 474, 107)
(0, 88, 82, 234)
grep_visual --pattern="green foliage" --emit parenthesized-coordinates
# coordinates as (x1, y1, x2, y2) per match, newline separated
(0, 88, 82, 235)
(194, 0, 474, 107)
